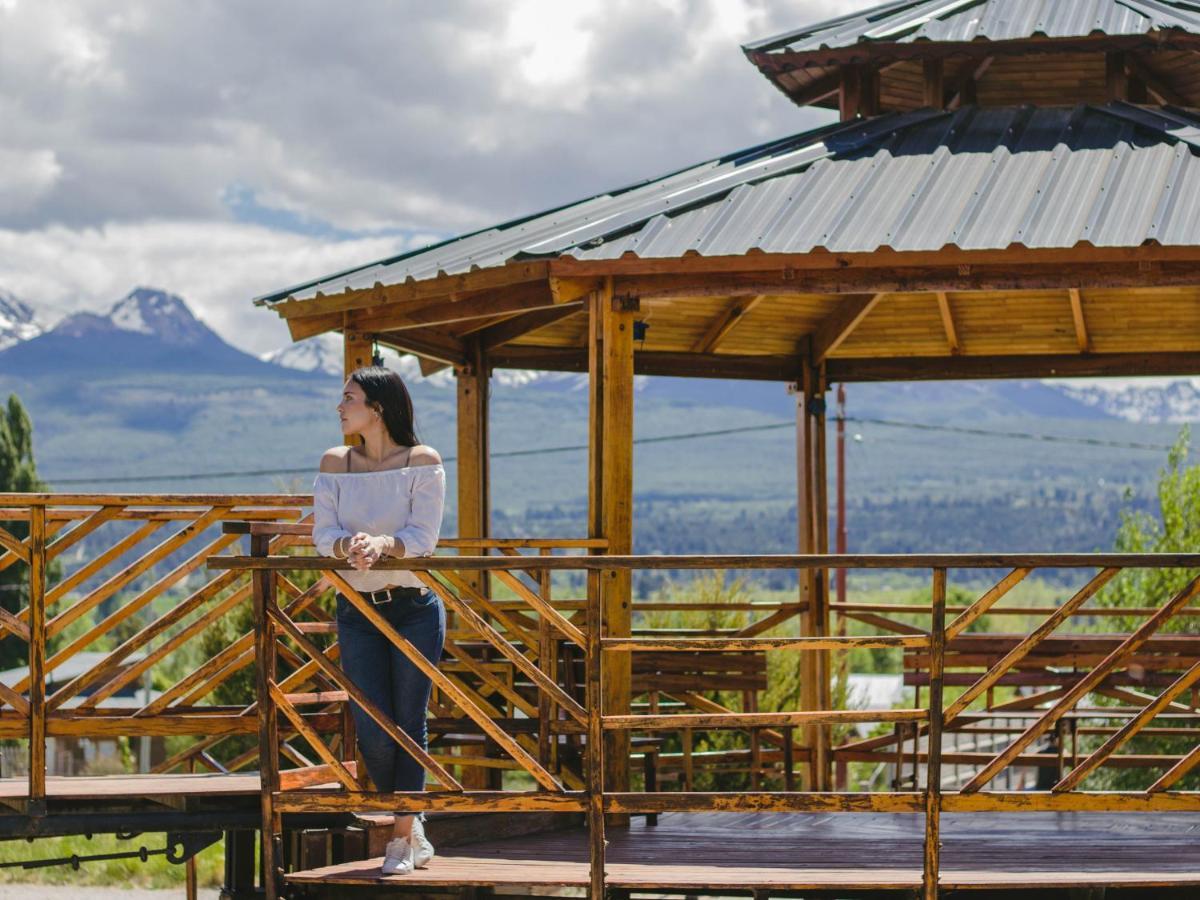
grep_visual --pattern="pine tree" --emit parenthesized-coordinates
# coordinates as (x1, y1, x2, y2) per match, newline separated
(0, 395, 46, 670)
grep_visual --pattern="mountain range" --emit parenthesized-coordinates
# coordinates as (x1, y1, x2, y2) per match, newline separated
(7, 284, 1199, 424)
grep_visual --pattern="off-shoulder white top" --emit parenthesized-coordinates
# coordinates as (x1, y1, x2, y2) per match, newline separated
(312, 465, 446, 591)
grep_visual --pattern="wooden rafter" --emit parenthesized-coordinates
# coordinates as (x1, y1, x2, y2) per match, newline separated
(791, 69, 841, 107)
(946, 56, 994, 109)
(268, 261, 551, 319)
(378, 328, 467, 368)
(481, 303, 584, 351)
(347, 283, 558, 333)
(1068, 288, 1090, 353)
(812, 293, 885, 363)
(1125, 52, 1190, 107)
(692, 295, 764, 353)
(935, 291, 960, 354)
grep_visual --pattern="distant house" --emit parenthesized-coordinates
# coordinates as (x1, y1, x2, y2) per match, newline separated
(0, 652, 164, 777)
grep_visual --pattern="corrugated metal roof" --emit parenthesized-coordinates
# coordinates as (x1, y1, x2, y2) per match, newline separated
(258, 103, 1200, 304)
(744, 0, 1200, 55)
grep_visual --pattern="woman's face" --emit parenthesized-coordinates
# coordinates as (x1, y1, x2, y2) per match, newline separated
(337, 379, 376, 435)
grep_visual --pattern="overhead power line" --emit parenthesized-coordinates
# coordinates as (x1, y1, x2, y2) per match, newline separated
(46, 416, 1183, 487)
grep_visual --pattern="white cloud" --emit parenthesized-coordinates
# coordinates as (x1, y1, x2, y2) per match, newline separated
(0, 0, 874, 351)
(0, 221, 409, 354)
(0, 149, 63, 212)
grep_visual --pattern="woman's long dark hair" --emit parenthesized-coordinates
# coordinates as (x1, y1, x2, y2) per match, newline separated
(350, 366, 419, 447)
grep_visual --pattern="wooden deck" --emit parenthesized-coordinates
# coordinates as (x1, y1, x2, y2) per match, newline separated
(0, 772, 261, 800)
(286, 810, 1200, 893)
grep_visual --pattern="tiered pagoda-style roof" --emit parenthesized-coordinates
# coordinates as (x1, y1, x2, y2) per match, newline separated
(745, 0, 1200, 115)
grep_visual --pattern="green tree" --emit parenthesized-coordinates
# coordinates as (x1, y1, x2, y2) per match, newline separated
(1085, 427, 1200, 789)
(0, 395, 47, 670)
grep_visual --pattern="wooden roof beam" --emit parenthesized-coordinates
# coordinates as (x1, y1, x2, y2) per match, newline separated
(612, 261, 1200, 298)
(480, 303, 585, 351)
(1125, 53, 1190, 107)
(548, 276, 602, 305)
(376, 329, 467, 369)
(789, 69, 841, 107)
(692, 296, 764, 353)
(489, 345, 801, 381)
(269, 261, 551, 319)
(347, 283, 559, 333)
(936, 291, 960, 354)
(812, 293, 886, 363)
(828, 351, 1200, 383)
(1068, 288, 1090, 353)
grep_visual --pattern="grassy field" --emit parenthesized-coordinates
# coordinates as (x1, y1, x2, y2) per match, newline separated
(0, 833, 224, 887)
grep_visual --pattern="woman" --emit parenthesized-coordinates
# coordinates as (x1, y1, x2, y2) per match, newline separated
(312, 366, 446, 876)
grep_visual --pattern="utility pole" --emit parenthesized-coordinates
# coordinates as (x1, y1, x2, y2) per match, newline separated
(836, 383, 847, 605)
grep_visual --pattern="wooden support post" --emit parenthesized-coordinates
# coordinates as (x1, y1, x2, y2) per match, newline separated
(538, 549, 557, 774)
(1106, 51, 1129, 101)
(27, 505, 46, 814)
(923, 568, 947, 900)
(590, 281, 635, 816)
(839, 65, 861, 120)
(923, 58, 944, 109)
(796, 357, 832, 790)
(342, 326, 373, 446)
(586, 568, 606, 899)
(839, 64, 879, 119)
(251, 534, 282, 900)
(455, 336, 494, 788)
(456, 337, 491, 595)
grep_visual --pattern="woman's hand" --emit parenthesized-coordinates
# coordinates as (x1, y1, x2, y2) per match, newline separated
(347, 533, 394, 570)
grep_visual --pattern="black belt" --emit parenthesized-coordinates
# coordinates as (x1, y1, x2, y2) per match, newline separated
(362, 585, 426, 605)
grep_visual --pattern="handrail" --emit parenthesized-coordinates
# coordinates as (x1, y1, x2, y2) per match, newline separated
(211, 551, 1200, 570)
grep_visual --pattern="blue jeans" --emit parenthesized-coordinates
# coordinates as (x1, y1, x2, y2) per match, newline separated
(335, 589, 445, 793)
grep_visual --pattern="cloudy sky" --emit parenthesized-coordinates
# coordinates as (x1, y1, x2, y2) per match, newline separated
(0, 0, 871, 355)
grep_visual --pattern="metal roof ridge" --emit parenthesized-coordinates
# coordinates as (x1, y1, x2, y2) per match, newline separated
(512, 109, 950, 261)
(745, 0, 1200, 58)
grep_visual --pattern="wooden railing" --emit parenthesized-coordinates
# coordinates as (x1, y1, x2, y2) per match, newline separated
(5, 494, 1200, 898)
(0, 494, 314, 809)
(209, 548, 1200, 899)
(0, 494, 607, 804)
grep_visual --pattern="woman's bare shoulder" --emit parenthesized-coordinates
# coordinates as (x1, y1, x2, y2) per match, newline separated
(318, 446, 352, 472)
(408, 444, 442, 467)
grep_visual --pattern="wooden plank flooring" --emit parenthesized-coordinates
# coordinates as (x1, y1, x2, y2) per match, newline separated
(287, 810, 1200, 891)
(0, 773, 260, 799)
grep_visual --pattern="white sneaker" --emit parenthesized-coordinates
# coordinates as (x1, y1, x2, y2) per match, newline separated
(412, 817, 435, 868)
(380, 837, 413, 876)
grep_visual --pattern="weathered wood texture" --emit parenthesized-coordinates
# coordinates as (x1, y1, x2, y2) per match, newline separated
(284, 810, 1200, 891)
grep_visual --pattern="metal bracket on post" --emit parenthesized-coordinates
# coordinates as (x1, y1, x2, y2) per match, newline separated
(166, 830, 222, 864)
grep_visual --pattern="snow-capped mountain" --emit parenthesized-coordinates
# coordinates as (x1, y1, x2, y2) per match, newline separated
(0, 288, 44, 351)
(262, 333, 549, 388)
(263, 334, 450, 384)
(106, 287, 213, 345)
(0, 287, 297, 378)
(263, 333, 345, 376)
(1050, 379, 1200, 424)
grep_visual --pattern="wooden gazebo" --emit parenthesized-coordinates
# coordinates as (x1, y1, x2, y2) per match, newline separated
(256, 0, 1200, 798)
